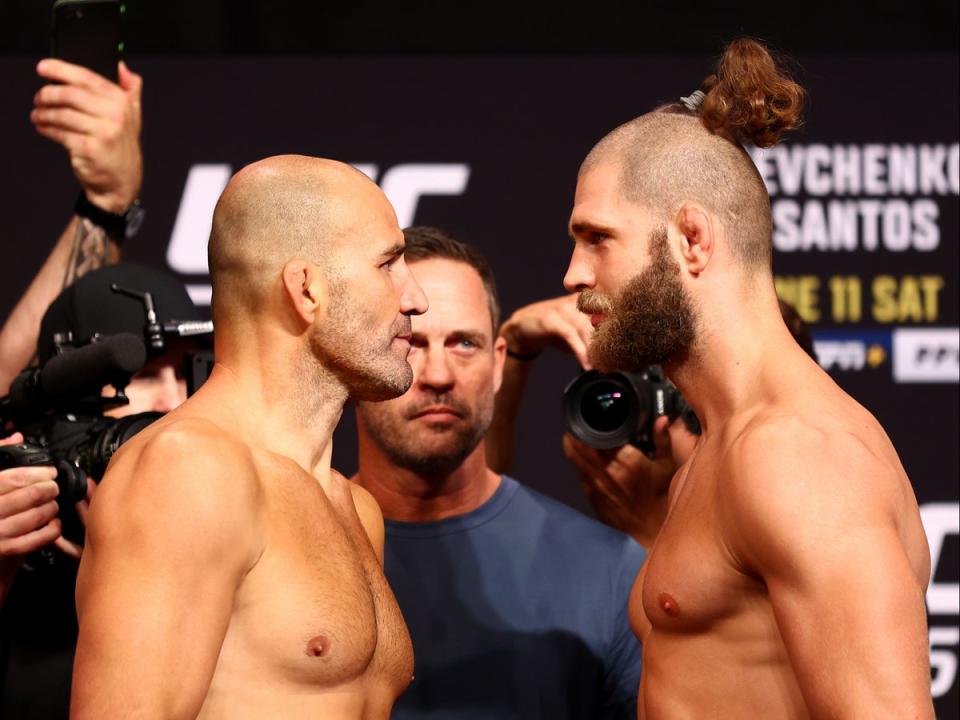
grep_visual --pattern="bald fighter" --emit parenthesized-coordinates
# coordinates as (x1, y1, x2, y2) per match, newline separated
(71, 156, 424, 718)
(564, 40, 934, 718)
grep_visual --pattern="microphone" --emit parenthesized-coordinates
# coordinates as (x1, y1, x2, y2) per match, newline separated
(6, 333, 147, 412)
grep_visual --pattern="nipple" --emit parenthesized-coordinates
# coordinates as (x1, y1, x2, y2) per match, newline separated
(658, 592, 680, 617)
(306, 634, 330, 657)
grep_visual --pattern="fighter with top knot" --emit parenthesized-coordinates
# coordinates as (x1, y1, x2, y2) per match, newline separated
(564, 40, 934, 719)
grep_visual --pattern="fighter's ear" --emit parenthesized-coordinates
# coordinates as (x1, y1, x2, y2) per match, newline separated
(674, 203, 716, 277)
(281, 259, 328, 324)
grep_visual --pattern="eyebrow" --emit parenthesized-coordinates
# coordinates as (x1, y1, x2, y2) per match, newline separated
(379, 242, 406, 262)
(569, 220, 618, 240)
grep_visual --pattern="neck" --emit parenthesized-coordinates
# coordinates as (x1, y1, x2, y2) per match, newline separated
(356, 437, 501, 523)
(192, 324, 348, 475)
(666, 278, 819, 433)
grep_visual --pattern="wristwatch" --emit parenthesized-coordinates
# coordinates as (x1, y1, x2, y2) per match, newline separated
(74, 193, 145, 241)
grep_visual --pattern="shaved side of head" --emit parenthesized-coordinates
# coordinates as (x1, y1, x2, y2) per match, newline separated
(583, 113, 773, 268)
(583, 38, 805, 271)
(207, 155, 373, 326)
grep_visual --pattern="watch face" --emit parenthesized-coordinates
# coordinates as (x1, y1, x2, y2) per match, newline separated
(125, 202, 145, 239)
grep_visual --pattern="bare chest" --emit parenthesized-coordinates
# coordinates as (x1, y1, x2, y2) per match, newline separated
(630, 461, 762, 640)
(220, 468, 413, 695)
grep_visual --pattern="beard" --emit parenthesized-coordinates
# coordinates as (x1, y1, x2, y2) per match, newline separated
(580, 226, 698, 373)
(310, 281, 414, 402)
(359, 389, 494, 478)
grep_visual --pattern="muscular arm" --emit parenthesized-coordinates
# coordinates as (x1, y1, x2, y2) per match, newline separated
(487, 294, 590, 473)
(726, 423, 933, 719)
(71, 426, 264, 719)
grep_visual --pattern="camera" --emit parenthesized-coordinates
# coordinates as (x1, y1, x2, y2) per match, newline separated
(0, 265, 214, 538)
(0, 407, 164, 506)
(562, 366, 699, 454)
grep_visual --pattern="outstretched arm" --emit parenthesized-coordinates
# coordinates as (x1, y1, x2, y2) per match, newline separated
(487, 294, 591, 473)
(727, 424, 934, 719)
(71, 426, 263, 719)
(0, 59, 142, 393)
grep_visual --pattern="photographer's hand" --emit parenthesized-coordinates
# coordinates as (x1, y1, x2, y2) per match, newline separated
(52, 478, 95, 560)
(499, 294, 592, 367)
(562, 416, 676, 548)
(488, 294, 593, 473)
(0, 433, 63, 604)
(32, 59, 143, 213)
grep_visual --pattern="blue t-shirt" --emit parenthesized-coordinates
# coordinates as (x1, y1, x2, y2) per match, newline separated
(384, 476, 646, 719)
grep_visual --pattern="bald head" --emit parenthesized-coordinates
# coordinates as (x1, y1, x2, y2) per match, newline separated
(583, 111, 772, 269)
(208, 155, 391, 321)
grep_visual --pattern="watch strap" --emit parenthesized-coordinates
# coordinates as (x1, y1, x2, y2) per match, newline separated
(74, 193, 144, 241)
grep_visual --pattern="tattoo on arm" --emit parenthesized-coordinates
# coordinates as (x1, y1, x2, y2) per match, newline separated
(62, 218, 120, 288)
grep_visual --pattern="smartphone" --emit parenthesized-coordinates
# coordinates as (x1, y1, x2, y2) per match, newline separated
(50, 0, 123, 83)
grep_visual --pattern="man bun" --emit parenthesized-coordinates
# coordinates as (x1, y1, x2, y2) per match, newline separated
(699, 38, 806, 148)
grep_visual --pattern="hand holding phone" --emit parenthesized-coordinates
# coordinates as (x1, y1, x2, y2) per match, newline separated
(50, 0, 123, 83)
(32, 57, 143, 214)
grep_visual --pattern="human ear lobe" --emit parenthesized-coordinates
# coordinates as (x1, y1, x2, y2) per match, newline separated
(281, 259, 328, 323)
(675, 204, 714, 276)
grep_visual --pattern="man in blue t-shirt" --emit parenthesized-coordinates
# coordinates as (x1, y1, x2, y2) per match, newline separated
(354, 226, 646, 719)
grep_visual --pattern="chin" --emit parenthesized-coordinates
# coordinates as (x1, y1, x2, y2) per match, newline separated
(350, 365, 413, 402)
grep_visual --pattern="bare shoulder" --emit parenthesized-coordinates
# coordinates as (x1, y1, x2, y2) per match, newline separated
(719, 409, 922, 571)
(346, 477, 386, 562)
(89, 416, 264, 561)
(104, 416, 259, 498)
(726, 409, 905, 508)
(347, 479, 384, 524)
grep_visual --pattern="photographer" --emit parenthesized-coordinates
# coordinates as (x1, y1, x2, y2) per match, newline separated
(1, 54, 142, 596)
(0, 56, 145, 718)
(0, 262, 204, 718)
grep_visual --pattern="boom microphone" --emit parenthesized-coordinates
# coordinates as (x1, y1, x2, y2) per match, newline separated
(6, 333, 147, 413)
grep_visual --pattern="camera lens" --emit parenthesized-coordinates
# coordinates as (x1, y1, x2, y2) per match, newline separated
(580, 380, 630, 433)
(562, 370, 647, 449)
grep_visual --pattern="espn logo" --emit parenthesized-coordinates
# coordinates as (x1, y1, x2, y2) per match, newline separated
(812, 330, 890, 373)
(893, 328, 960, 383)
(814, 341, 866, 371)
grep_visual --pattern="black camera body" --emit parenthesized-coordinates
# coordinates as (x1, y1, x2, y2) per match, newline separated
(1, 271, 214, 522)
(562, 366, 695, 454)
(0, 410, 163, 508)
(0, 442, 87, 504)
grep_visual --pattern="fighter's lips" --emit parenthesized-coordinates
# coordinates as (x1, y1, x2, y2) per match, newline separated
(590, 313, 606, 327)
